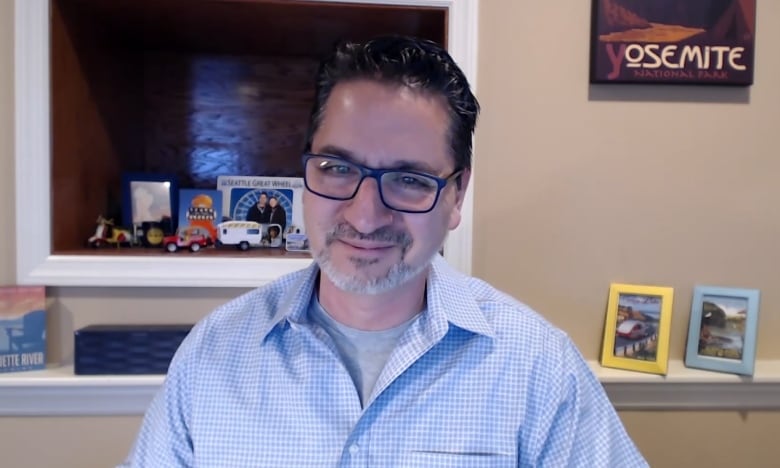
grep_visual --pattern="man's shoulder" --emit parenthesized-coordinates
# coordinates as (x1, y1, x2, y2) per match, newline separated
(432, 265, 591, 394)
(434, 261, 569, 346)
(469, 276, 564, 335)
(194, 266, 313, 344)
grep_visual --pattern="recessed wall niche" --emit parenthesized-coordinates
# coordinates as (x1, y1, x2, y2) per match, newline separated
(50, 0, 446, 253)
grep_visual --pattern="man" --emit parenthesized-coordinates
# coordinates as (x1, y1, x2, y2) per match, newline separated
(246, 191, 271, 224)
(122, 36, 647, 467)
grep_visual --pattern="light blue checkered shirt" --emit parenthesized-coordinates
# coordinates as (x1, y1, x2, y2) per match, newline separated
(121, 256, 647, 467)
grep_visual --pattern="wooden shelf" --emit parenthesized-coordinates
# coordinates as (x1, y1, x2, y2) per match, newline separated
(54, 246, 314, 259)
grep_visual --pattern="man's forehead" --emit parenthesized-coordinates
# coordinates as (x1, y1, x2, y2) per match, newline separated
(313, 82, 453, 173)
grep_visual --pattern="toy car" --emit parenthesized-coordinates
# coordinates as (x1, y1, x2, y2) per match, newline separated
(216, 221, 282, 251)
(162, 226, 212, 253)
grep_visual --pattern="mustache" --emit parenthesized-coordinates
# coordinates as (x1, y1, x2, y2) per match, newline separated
(325, 223, 412, 247)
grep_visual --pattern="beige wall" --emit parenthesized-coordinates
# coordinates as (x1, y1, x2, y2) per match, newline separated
(475, 1, 780, 362)
(1, 1, 779, 467)
(475, 1, 780, 467)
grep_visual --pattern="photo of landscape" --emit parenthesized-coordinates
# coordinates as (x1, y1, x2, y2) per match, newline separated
(697, 294, 748, 361)
(590, 0, 756, 84)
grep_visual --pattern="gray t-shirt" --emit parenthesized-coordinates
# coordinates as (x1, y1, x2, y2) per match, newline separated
(309, 295, 421, 407)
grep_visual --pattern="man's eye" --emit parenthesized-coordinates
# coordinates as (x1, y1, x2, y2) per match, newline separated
(392, 173, 436, 191)
(322, 163, 354, 175)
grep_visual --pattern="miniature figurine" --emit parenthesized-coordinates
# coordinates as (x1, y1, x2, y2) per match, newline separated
(87, 216, 134, 248)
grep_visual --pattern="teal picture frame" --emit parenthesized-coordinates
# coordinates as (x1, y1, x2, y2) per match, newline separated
(685, 285, 760, 376)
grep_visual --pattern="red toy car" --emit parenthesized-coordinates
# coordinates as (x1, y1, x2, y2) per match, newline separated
(163, 226, 212, 253)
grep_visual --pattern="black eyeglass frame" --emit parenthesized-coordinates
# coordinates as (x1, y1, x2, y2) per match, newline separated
(301, 153, 463, 214)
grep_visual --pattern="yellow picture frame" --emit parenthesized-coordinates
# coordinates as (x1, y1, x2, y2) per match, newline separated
(600, 283, 674, 375)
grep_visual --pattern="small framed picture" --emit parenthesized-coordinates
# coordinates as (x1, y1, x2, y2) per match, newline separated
(285, 232, 309, 252)
(600, 283, 674, 375)
(685, 286, 760, 376)
(121, 173, 178, 230)
(589, 0, 756, 85)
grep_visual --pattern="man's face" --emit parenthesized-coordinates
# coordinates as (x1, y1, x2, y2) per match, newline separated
(258, 194, 267, 207)
(304, 79, 470, 295)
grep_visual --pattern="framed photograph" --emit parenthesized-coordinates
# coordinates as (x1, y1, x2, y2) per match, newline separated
(216, 176, 306, 238)
(121, 173, 178, 230)
(685, 286, 760, 376)
(600, 283, 674, 375)
(590, 0, 756, 85)
(177, 189, 223, 242)
(285, 232, 310, 252)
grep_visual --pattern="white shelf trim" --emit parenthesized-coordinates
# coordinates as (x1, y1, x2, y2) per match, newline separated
(0, 366, 163, 416)
(22, 255, 314, 288)
(14, 0, 479, 287)
(2, 360, 779, 416)
(591, 360, 780, 410)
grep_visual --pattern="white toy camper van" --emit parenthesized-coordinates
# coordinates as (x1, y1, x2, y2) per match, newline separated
(216, 221, 264, 250)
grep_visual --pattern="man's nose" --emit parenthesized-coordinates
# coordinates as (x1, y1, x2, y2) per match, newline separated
(342, 177, 394, 233)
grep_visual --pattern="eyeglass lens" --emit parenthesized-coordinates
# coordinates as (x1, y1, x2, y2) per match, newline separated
(304, 155, 442, 212)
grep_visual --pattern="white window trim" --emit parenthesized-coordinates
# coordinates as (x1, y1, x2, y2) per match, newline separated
(14, 0, 479, 287)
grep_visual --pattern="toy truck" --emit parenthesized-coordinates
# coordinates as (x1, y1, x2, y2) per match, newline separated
(162, 226, 212, 253)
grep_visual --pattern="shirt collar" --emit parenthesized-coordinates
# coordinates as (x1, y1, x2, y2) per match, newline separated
(259, 255, 496, 340)
(426, 255, 496, 338)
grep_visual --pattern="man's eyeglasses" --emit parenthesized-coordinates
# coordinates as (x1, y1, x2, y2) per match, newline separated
(302, 153, 463, 214)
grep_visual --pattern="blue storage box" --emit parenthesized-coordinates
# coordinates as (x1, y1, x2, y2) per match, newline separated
(74, 324, 193, 375)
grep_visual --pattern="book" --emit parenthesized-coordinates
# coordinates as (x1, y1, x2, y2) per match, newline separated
(216, 176, 305, 239)
(0, 286, 47, 373)
(177, 188, 224, 241)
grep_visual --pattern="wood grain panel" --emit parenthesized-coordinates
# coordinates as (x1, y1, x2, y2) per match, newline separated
(50, 0, 446, 252)
(51, 0, 144, 251)
(58, 0, 446, 56)
(143, 54, 317, 188)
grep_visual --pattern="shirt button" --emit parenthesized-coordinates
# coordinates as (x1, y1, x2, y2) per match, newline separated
(349, 444, 359, 455)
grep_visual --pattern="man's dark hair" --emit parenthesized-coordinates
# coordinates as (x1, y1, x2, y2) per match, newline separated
(304, 35, 480, 170)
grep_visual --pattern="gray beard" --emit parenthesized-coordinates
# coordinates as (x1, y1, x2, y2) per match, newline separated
(316, 249, 435, 295)
(313, 223, 432, 295)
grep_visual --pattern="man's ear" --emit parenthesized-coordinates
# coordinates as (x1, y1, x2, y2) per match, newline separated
(454, 168, 471, 209)
(448, 168, 471, 230)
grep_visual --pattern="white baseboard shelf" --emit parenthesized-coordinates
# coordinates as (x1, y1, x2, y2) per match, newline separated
(591, 360, 780, 411)
(1, 360, 780, 416)
(0, 366, 163, 416)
